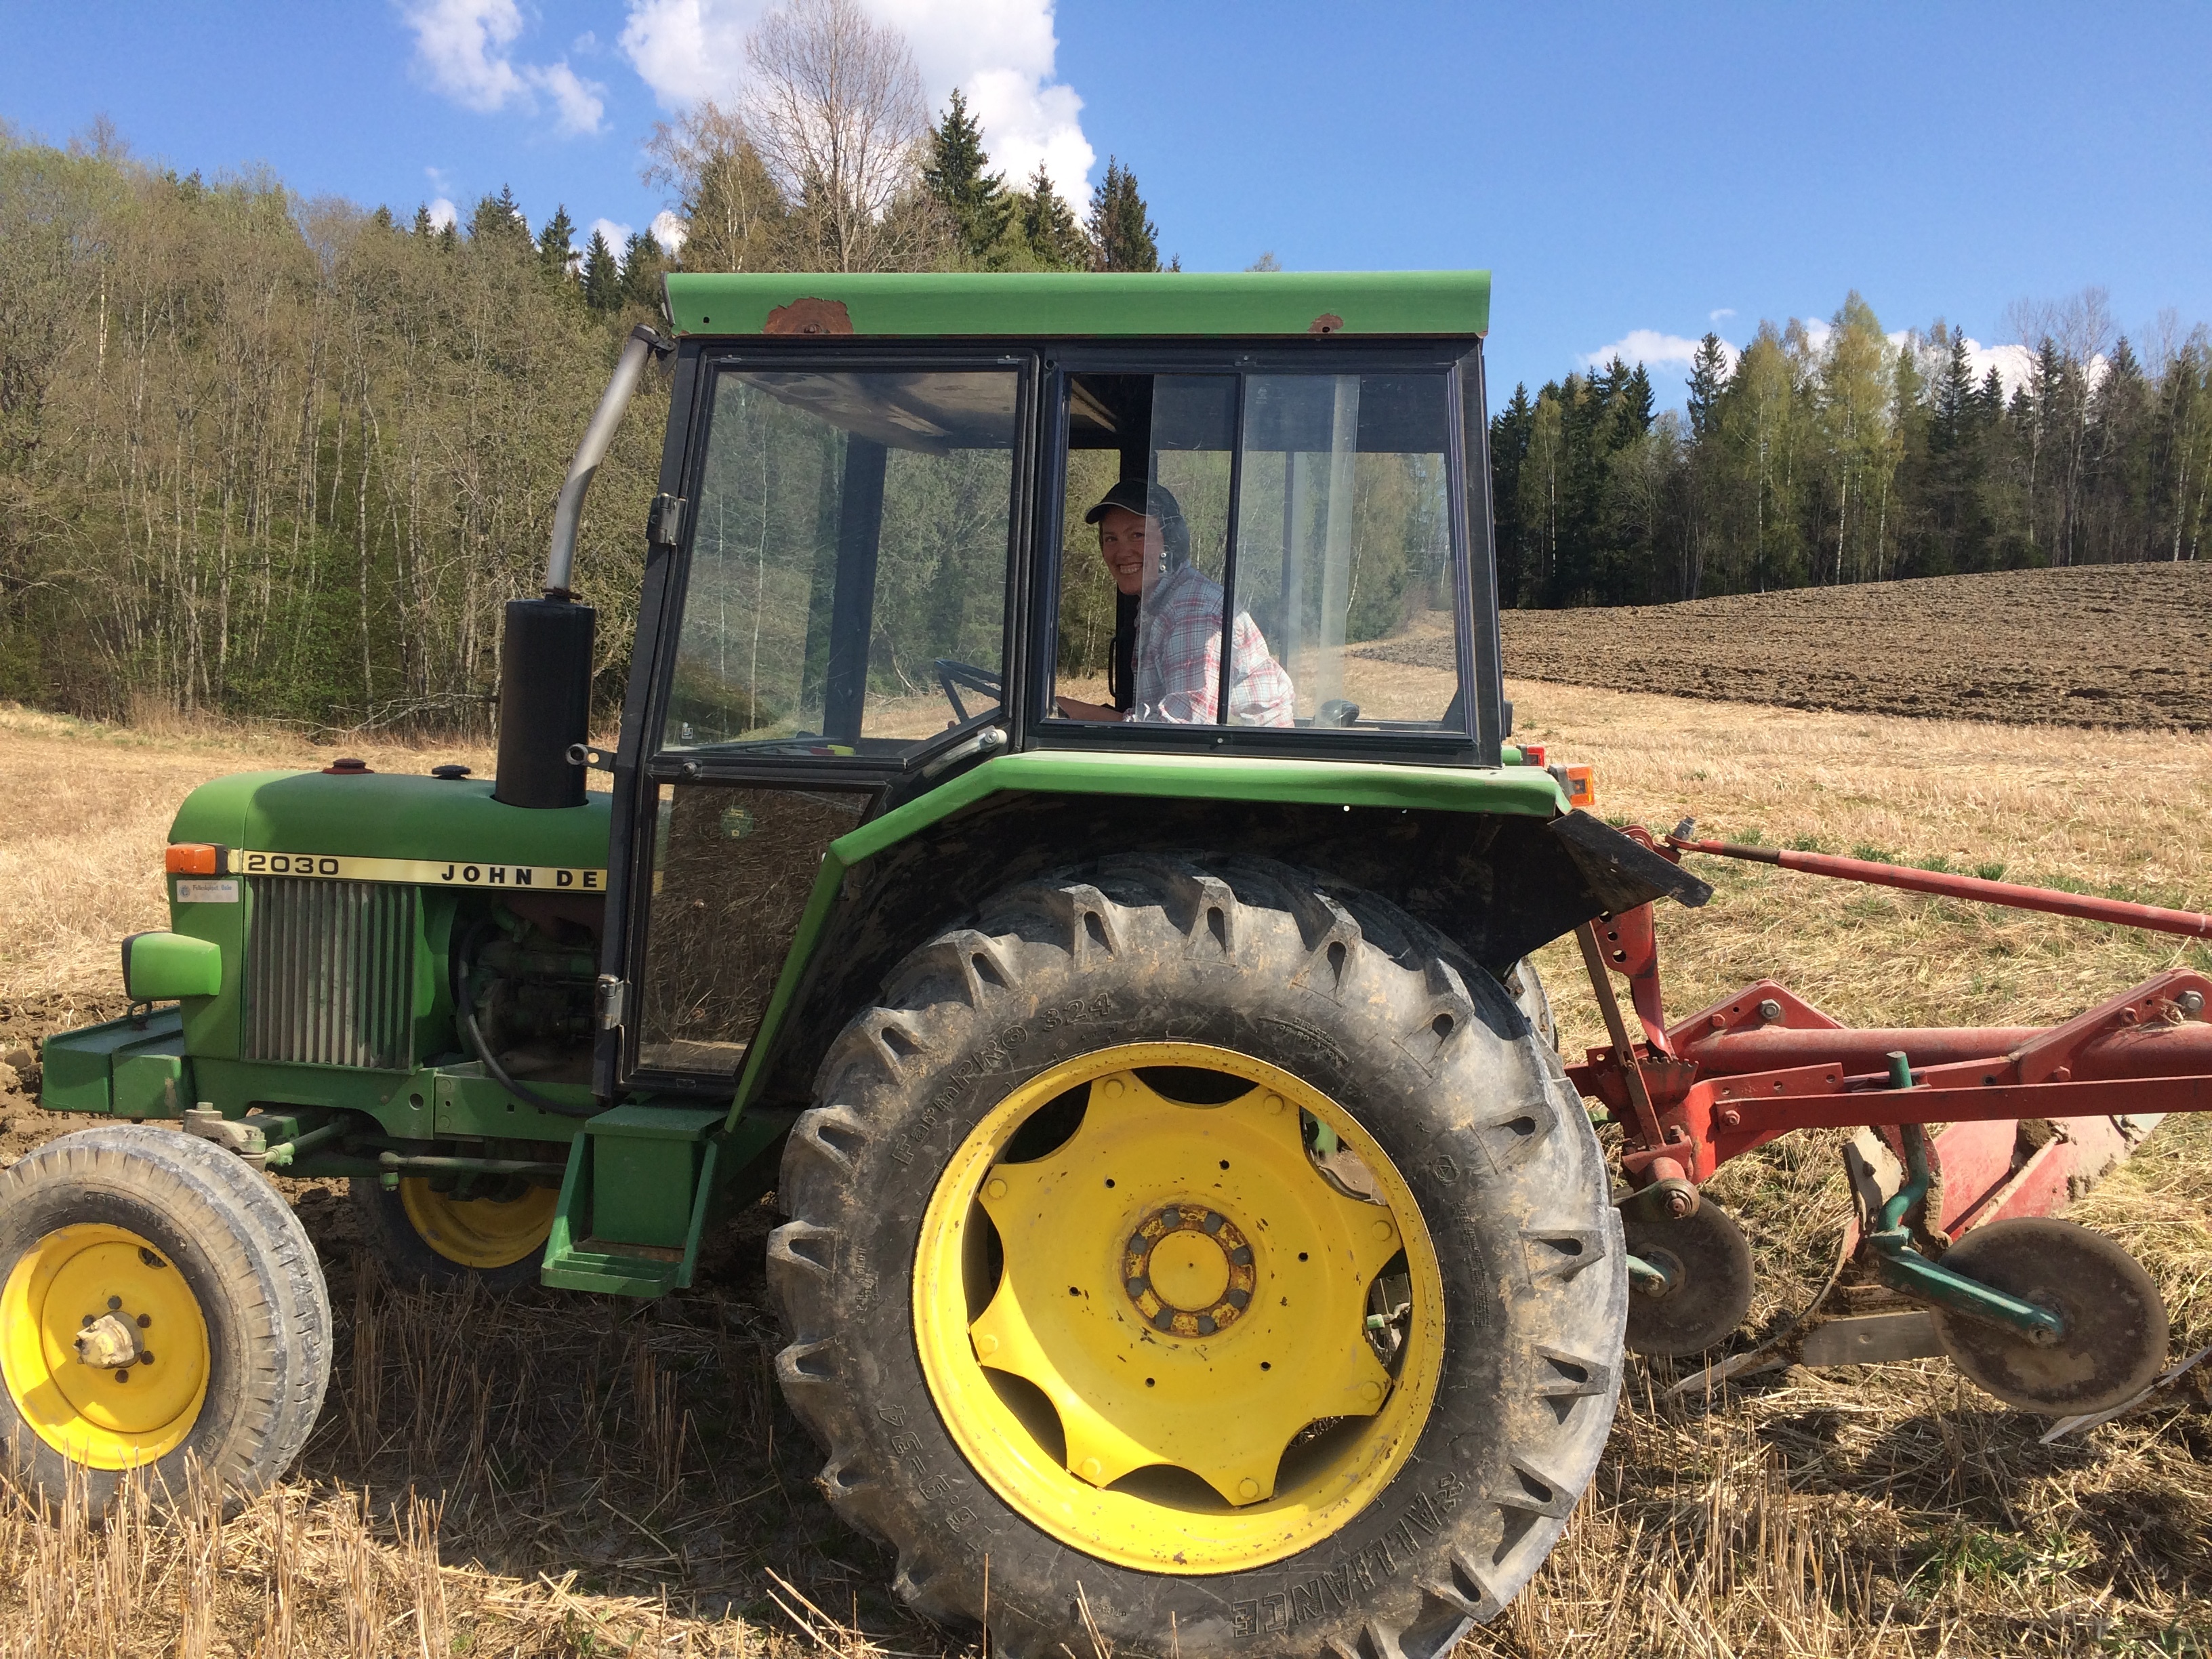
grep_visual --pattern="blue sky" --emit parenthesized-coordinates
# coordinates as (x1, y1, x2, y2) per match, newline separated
(3, 2, 2207, 408)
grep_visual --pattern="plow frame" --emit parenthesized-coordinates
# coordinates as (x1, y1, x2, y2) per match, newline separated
(1569, 827, 2212, 1244)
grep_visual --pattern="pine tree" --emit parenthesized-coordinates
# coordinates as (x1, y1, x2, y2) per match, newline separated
(470, 185, 530, 249)
(581, 230, 621, 312)
(1686, 334, 1730, 443)
(411, 203, 435, 237)
(369, 205, 396, 233)
(1489, 383, 1536, 607)
(922, 89, 1010, 261)
(620, 230, 668, 307)
(537, 204, 578, 282)
(1086, 157, 1158, 272)
(1977, 365, 2006, 423)
(1018, 164, 1088, 270)
(1933, 330, 1975, 441)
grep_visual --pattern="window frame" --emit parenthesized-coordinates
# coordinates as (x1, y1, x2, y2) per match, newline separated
(608, 343, 1037, 1097)
(1023, 340, 1493, 766)
(642, 344, 1040, 792)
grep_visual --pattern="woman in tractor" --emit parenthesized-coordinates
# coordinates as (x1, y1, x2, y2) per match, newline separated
(1053, 479, 1296, 727)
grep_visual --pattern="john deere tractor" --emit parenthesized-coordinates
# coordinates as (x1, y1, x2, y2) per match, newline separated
(13, 272, 1703, 1657)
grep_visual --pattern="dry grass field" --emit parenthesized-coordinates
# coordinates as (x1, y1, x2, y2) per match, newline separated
(0, 682, 2205, 1657)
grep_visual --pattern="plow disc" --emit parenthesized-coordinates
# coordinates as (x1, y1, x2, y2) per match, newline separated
(1929, 1218, 2169, 1414)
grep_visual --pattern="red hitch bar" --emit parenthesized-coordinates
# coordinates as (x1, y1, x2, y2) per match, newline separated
(1666, 830, 2212, 941)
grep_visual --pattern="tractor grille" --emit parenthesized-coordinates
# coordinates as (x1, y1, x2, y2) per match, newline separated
(244, 878, 416, 1069)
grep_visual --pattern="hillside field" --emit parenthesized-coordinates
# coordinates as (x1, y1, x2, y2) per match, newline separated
(0, 641, 2205, 1654)
(1486, 562, 2212, 730)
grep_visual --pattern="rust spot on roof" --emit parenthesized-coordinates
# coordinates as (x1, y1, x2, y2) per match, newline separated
(764, 297, 855, 336)
(1308, 313, 1344, 335)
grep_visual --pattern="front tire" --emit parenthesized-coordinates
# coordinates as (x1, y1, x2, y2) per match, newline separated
(0, 1126, 331, 1511)
(771, 856, 1626, 1658)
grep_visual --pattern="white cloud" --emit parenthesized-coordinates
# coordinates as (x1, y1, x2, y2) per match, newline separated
(590, 216, 634, 251)
(619, 0, 1095, 200)
(426, 197, 459, 231)
(1580, 329, 1738, 376)
(534, 61, 609, 134)
(1708, 307, 1735, 322)
(402, 0, 607, 134)
(651, 208, 689, 252)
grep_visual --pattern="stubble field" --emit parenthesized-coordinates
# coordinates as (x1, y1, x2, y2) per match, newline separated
(0, 597, 2208, 1656)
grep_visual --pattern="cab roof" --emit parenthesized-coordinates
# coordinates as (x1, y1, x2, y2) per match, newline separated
(662, 270, 1489, 341)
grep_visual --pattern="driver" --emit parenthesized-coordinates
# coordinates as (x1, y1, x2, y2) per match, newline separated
(1054, 480, 1294, 726)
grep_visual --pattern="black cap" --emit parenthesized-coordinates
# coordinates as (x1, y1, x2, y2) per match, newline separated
(1084, 478, 1185, 528)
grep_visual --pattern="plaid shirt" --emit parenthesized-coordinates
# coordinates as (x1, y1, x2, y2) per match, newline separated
(1133, 564, 1296, 726)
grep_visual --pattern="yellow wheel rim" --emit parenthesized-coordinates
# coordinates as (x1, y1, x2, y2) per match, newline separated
(399, 1179, 557, 1269)
(914, 1042, 1446, 1574)
(0, 1225, 211, 1470)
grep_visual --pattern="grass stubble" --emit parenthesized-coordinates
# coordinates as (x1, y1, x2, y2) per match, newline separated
(0, 687, 2204, 1655)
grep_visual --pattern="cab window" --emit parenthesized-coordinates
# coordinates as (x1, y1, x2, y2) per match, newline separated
(665, 368, 1021, 757)
(1050, 369, 1462, 733)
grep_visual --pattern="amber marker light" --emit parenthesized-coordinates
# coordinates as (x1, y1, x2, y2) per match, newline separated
(1563, 766, 1596, 809)
(165, 844, 223, 876)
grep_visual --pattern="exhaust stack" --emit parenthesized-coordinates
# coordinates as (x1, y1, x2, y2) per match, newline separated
(495, 324, 663, 809)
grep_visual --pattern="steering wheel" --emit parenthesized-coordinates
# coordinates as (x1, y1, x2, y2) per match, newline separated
(933, 659, 1004, 724)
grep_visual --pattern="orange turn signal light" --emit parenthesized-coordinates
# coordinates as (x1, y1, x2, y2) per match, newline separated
(165, 844, 224, 876)
(1561, 765, 1595, 808)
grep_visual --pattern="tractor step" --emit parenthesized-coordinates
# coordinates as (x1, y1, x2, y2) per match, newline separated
(539, 1103, 791, 1297)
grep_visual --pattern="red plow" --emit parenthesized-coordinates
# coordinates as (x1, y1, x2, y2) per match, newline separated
(1573, 823, 2209, 1422)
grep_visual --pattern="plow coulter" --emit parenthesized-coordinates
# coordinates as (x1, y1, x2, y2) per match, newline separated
(1575, 822, 2209, 1418)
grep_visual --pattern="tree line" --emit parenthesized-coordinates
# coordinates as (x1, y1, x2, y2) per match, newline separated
(1490, 291, 2212, 608)
(0, 0, 1169, 730)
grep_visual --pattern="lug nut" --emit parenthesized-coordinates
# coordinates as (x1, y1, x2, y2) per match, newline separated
(1757, 998, 1782, 1022)
(1662, 1189, 1694, 1218)
(1718, 1109, 1742, 1130)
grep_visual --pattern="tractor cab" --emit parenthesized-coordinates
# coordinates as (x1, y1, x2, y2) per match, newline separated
(611, 272, 1515, 1100)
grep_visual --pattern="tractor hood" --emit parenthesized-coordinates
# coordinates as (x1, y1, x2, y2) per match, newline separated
(171, 770, 610, 882)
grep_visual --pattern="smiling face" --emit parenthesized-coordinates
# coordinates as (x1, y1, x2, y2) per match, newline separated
(1096, 506, 1165, 597)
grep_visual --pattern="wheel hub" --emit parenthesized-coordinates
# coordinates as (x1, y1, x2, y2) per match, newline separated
(0, 1224, 210, 1467)
(1122, 1206, 1253, 1334)
(914, 1042, 1446, 1574)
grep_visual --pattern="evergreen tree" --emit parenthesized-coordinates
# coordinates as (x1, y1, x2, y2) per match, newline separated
(581, 230, 621, 312)
(620, 230, 668, 307)
(1488, 383, 1536, 607)
(1685, 333, 1729, 443)
(1018, 163, 1088, 270)
(537, 204, 578, 282)
(1086, 157, 1158, 272)
(411, 203, 435, 237)
(369, 205, 396, 233)
(922, 89, 1010, 261)
(469, 185, 530, 249)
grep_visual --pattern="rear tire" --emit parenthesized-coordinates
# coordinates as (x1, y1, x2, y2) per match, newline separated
(771, 855, 1626, 1658)
(0, 1126, 331, 1511)
(348, 1174, 554, 1292)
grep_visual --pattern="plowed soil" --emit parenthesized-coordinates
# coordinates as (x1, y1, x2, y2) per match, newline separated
(1370, 564, 2212, 729)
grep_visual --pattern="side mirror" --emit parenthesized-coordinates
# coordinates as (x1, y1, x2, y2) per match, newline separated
(121, 932, 222, 1001)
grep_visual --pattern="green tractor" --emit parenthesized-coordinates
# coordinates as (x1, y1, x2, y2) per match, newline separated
(12, 271, 1703, 1656)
